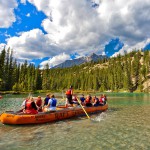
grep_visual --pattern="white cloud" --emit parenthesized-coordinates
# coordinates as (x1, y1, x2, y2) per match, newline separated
(2, 0, 150, 66)
(0, 0, 18, 28)
(27, 0, 150, 53)
(0, 43, 6, 52)
(40, 52, 70, 68)
(6, 29, 63, 60)
(26, 13, 30, 17)
(20, 0, 26, 4)
(112, 38, 150, 57)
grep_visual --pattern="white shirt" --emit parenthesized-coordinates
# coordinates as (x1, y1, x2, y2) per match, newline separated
(48, 98, 57, 111)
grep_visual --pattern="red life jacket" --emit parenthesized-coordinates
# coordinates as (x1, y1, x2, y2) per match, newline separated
(73, 96, 78, 101)
(99, 97, 104, 104)
(25, 100, 32, 109)
(85, 98, 91, 104)
(36, 98, 42, 107)
(25, 100, 38, 114)
(66, 89, 72, 95)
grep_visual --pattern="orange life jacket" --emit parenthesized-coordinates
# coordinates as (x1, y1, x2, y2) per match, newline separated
(66, 89, 72, 95)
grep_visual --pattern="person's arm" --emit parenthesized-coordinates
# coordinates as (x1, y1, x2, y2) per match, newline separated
(71, 89, 73, 95)
(21, 100, 26, 110)
(47, 99, 51, 107)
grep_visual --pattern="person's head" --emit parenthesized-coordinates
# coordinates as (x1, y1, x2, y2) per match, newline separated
(87, 94, 90, 98)
(46, 93, 50, 97)
(81, 94, 84, 97)
(37, 96, 41, 100)
(70, 85, 73, 89)
(50, 94, 55, 98)
(29, 97, 34, 101)
(103, 94, 106, 97)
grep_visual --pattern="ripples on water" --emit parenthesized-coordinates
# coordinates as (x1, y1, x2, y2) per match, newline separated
(0, 93, 150, 150)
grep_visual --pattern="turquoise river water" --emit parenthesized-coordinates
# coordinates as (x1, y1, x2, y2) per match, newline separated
(0, 93, 150, 150)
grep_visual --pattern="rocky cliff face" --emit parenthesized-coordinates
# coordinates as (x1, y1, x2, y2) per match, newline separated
(53, 53, 107, 68)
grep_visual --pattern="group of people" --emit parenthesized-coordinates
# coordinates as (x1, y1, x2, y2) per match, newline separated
(20, 86, 107, 114)
(21, 93, 57, 114)
(65, 86, 107, 107)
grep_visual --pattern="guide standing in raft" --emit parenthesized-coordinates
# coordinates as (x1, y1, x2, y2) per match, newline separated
(65, 85, 73, 107)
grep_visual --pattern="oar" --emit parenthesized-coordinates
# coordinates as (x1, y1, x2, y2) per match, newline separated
(76, 98, 91, 119)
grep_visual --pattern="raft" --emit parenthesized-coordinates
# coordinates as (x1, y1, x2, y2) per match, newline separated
(0, 104, 108, 125)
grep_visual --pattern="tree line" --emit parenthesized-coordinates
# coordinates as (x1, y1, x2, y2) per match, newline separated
(0, 47, 150, 92)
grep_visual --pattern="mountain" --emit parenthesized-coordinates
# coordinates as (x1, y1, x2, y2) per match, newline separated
(53, 53, 108, 68)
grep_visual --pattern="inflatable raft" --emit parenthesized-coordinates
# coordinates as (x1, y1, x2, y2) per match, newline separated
(0, 104, 108, 125)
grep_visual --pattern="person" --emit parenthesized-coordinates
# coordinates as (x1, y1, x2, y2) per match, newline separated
(99, 94, 105, 106)
(72, 95, 79, 105)
(85, 94, 92, 107)
(80, 94, 85, 106)
(23, 97, 38, 114)
(103, 94, 107, 105)
(44, 94, 57, 112)
(35, 96, 43, 112)
(43, 93, 50, 106)
(21, 97, 29, 112)
(93, 96, 99, 107)
(65, 85, 73, 107)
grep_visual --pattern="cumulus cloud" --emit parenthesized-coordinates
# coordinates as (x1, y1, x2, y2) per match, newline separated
(0, 43, 6, 52)
(40, 52, 70, 68)
(26, 13, 30, 17)
(3, 0, 150, 66)
(20, 0, 26, 4)
(27, 0, 150, 52)
(112, 38, 150, 57)
(0, 0, 18, 28)
(6, 29, 63, 60)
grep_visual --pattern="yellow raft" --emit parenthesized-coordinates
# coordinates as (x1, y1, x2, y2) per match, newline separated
(0, 104, 108, 125)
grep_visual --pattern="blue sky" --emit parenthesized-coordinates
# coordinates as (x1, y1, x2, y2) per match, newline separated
(0, 0, 150, 68)
(0, 1, 46, 43)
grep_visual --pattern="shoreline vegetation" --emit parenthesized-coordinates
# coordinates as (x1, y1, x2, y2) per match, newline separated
(0, 89, 149, 95)
(0, 48, 150, 93)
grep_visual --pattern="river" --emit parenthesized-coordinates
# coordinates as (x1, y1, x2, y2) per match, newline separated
(0, 93, 150, 150)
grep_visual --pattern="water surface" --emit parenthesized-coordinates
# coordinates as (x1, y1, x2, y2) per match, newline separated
(0, 93, 150, 150)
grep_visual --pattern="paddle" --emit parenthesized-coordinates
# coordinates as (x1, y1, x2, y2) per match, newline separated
(76, 98, 91, 119)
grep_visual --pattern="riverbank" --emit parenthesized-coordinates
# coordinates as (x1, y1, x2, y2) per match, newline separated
(0, 89, 149, 95)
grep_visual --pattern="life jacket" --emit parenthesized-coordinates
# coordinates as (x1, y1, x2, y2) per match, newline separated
(73, 96, 78, 101)
(99, 97, 104, 104)
(51, 98, 57, 107)
(66, 89, 72, 95)
(85, 97, 91, 104)
(25, 100, 38, 114)
(36, 98, 42, 107)
(25, 99, 32, 110)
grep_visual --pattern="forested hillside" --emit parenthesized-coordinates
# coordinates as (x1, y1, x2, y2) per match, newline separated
(0, 48, 150, 93)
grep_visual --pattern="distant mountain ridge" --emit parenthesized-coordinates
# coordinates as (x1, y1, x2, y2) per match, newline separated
(53, 53, 108, 68)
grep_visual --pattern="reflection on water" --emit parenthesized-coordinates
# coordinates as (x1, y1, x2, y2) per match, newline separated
(0, 93, 150, 150)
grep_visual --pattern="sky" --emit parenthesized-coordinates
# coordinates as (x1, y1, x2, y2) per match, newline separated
(0, 0, 150, 68)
